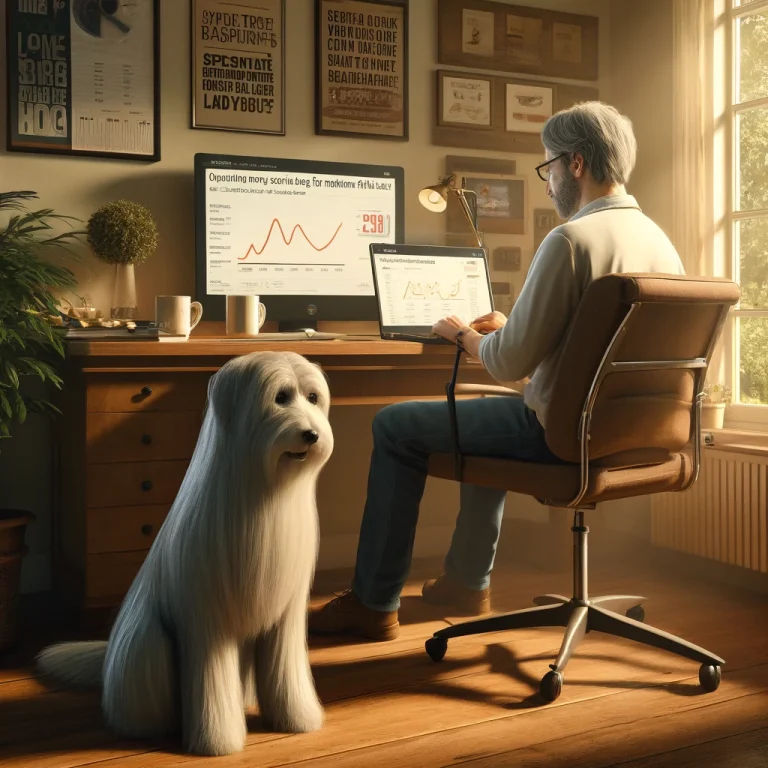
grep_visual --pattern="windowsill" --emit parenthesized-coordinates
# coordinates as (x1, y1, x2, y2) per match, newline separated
(702, 427, 768, 457)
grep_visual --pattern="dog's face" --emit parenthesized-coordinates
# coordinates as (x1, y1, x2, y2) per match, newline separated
(209, 351, 333, 480)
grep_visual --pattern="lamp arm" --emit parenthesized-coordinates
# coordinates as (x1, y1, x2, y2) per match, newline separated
(454, 188, 483, 248)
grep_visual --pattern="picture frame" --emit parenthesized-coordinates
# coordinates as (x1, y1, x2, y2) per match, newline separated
(315, 0, 409, 140)
(505, 82, 553, 133)
(433, 69, 598, 154)
(191, 0, 285, 135)
(5, 0, 161, 161)
(438, 71, 492, 129)
(437, 0, 599, 82)
(445, 155, 525, 237)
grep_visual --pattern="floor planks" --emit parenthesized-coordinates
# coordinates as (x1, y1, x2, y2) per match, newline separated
(0, 554, 766, 767)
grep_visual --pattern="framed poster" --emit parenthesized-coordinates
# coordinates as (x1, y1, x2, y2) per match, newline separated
(438, 71, 492, 129)
(315, 0, 408, 140)
(437, 0, 598, 82)
(445, 155, 525, 236)
(5, 0, 160, 161)
(191, 0, 285, 134)
(433, 69, 597, 155)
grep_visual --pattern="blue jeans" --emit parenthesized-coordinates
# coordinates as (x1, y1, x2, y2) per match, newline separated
(351, 396, 563, 612)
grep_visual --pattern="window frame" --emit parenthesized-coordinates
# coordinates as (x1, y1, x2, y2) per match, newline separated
(722, 0, 768, 428)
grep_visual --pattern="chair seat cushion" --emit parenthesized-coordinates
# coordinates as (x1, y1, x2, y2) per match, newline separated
(427, 452, 692, 506)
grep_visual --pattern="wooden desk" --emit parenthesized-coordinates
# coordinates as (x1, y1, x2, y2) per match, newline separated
(54, 336, 497, 613)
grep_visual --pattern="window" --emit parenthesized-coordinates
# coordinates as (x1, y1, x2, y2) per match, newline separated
(727, 0, 768, 423)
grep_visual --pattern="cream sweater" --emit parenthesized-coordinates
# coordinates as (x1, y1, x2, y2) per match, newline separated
(477, 194, 685, 427)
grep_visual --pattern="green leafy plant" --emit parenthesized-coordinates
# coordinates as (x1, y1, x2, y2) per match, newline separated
(87, 200, 158, 265)
(0, 191, 84, 439)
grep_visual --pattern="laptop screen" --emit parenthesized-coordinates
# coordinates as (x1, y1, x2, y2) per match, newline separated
(370, 244, 494, 335)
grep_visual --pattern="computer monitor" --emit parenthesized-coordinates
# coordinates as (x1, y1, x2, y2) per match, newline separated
(194, 153, 405, 331)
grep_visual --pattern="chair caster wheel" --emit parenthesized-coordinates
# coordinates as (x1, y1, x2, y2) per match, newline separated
(539, 670, 563, 702)
(626, 605, 645, 622)
(699, 663, 721, 692)
(425, 637, 447, 662)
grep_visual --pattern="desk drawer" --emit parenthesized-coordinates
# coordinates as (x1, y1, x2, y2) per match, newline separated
(87, 504, 170, 553)
(86, 412, 202, 464)
(86, 460, 189, 508)
(87, 551, 149, 600)
(87, 373, 210, 413)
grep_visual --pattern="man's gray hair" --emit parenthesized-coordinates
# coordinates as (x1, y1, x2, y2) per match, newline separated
(541, 101, 637, 185)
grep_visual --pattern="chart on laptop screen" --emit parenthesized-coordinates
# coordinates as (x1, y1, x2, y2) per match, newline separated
(374, 253, 493, 330)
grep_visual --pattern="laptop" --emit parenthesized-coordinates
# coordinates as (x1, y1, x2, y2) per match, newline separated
(369, 243, 494, 343)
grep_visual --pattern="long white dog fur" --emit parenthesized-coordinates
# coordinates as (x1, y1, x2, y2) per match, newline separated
(36, 351, 334, 756)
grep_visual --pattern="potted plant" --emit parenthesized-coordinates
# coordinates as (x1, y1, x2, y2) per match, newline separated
(87, 200, 158, 319)
(0, 190, 83, 652)
(701, 383, 731, 430)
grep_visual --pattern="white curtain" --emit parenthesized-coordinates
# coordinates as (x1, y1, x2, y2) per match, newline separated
(672, 0, 714, 276)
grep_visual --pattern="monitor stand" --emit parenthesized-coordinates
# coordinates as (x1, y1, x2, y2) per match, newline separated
(278, 319, 318, 333)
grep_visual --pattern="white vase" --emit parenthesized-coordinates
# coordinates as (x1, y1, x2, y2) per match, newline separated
(111, 263, 138, 319)
(701, 402, 726, 430)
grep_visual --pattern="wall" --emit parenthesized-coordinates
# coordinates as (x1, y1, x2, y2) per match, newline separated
(0, 0, 613, 593)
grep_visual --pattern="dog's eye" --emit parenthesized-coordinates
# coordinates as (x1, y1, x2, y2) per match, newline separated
(308, 393, 318, 405)
(275, 391, 288, 405)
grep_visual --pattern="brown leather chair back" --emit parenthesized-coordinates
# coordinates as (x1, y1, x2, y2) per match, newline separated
(544, 274, 740, 467)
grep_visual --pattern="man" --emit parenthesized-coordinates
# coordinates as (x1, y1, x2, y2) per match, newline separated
(309, 101, 685, 642)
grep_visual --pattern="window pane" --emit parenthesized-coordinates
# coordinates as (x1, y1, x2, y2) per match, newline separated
(737, 11, 768, 102)
(735, 0, 763, 6)
(738, 317, 768, 404)
(735, 217, 768, 308)
(737, 106, 768, 211)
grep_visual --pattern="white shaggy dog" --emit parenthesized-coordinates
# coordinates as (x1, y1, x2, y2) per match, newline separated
(37, 351, 333, 756)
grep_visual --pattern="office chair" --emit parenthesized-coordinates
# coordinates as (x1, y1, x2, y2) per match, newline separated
(425, 273, 740, 702)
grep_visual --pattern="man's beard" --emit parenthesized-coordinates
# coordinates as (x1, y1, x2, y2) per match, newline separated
(552, 166, 580, 220)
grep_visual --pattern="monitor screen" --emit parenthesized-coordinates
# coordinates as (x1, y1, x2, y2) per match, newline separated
(194, 153, 404, 328)
(370, 244, 493, 335)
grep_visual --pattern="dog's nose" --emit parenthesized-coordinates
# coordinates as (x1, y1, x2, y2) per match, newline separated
(302, 429, 319, 445)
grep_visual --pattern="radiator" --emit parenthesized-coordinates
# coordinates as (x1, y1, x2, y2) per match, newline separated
(650, 448, 768, 574)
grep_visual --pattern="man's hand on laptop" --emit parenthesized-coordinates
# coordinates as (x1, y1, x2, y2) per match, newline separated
(432, 315, 485, 359)
(470, 311, 507, 333)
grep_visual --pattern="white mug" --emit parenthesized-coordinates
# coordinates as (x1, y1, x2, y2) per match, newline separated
(155, 295, 203, 337)
(226, 295, 266, 336)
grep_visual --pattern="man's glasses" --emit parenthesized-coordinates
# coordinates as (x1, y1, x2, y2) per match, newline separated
(535, 153, 569, 181)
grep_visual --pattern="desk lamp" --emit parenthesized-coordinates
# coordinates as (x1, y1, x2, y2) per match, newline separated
(418, 174, 483, 247)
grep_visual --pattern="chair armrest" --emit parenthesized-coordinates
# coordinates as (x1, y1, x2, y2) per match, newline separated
(455, 384, 523, 397)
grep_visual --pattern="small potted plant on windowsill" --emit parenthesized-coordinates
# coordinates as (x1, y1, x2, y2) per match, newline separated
(701, 383, 731, 430)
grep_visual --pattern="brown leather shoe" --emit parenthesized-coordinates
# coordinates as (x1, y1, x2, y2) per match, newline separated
(422, 574, 491, 615)
(307, 589, 400, 642)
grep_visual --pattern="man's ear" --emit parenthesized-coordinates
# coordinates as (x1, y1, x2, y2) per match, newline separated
(570, 153, 585, 179)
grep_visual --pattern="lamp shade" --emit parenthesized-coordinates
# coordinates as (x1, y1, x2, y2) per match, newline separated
(418, 180, 451, 213)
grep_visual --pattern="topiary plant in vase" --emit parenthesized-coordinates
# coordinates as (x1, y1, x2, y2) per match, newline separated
(87, 200, 158, 319)
(0, 190, 84, 652)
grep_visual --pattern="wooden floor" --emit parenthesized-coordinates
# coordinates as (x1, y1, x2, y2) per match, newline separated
(1, 553, 767, 768)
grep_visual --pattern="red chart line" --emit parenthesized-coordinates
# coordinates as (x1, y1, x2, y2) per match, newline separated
(238, 219, 343, 261)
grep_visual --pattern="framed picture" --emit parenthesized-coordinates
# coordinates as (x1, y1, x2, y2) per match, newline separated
(438, 71, 492, 129)
(445, 156, 525, 236)
(5, 0, 160, 161)
(191, 0, 285, 135)
(433, 69, 597, 154)
(315, 0, 408, 140)
(438, 0, 598, 82)
(505, 82, 553, 133)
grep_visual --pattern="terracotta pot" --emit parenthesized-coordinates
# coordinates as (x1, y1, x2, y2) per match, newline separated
(0, 510, 35, 653)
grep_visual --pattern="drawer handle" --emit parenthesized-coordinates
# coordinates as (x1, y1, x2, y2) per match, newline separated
(141, 386, 153, 396)
(141, 434, 153, 445)
(141, 480, 153, 492)
(141, 524, 154, 536)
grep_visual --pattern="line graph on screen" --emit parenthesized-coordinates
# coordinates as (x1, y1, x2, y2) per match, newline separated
(239, 219, 344, 261)
(402, 280, 464, 300)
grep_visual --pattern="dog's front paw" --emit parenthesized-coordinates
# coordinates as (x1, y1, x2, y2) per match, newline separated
(266, 698, 324, 733)
(185, 721, 247, 756)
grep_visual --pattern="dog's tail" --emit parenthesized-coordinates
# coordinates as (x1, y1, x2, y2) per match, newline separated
(36, 641, 107, 689)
